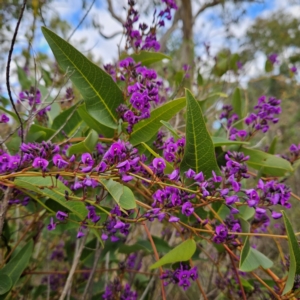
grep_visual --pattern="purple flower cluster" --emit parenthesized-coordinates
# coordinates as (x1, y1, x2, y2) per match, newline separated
(160, 264, 198, 291)
(220, 95, 281, 141)
(280, 143, 300, 164)
(19, 86, 51, 119)
(103, 278, 137, 300)
(123, 0, 177, 52)
(161, 136, 185, 164)
(101, 205, 132, 242)
(116, 57, 164, 133)
(213, 215, 241, 244)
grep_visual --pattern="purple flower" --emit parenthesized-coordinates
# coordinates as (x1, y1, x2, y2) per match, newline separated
(152, 158, 166, 172)
(81, 153, 94, 165)
(268, 53, 279, 65)
(225, 195, 238, 205)
(95, 161, 107, 173)
(168, 168, 180, 181)
(77, 230, 85, 239)
(185, 169, 195, 178)
(290, 66, 297, 74)
(53, 154, 68, 169)
(1, 114, 9, 123)
(116, 160, 130, 173)
(47, 217, 56, 231)
(213, 224, 228, 244)
(211, 171, 222, 182)
(182, 202, 194, 216)
(32, 157, 49, 170)
(169, 216, 180, 222)
(271, 211, 282, 219)
(56, 211, 68, 221)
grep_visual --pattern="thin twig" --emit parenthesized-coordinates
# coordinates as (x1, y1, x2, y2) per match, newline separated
(81, 239, 101, 300)
(6, 0, 27, 144)
(59, 233, 89, 300)
(68, 0, 96, 41)
(0, 187, 12, 238)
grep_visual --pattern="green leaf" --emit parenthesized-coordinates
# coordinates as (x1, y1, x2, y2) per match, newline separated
(52, 103, 83, 137)
(239, 237, 273, 272)
(119, 186, 137, 210)
(282, 211, 300, 294)
(238, 206, 255, 221)
(268, 136, 278, 155)
(68, 130, 98, 156)
(27, 124, 56, 142)
(77, 104, 114, 137)
(42, 27, 123, 129)
(160, 120, 180, 139)
(0, 106, 18, 122)
(241, 147, 293, 176)
(100, 179, 136, 209)
(16, 64, 31, 89)
(130, 97, 186, 146)
(0, 240, 33, 299)
(265, 59, 274, 73)
(232, 87, 244, 129)
(150, 239, 196, 269)
(0, 275, 12, 295)
(123, 51, 171, 66)
(197, 72, 204, 86)
(212, 137, 249, 147)
(140, 142, 173, 174)
(14, 176, 86, 218)
(180, 89, 221, 178)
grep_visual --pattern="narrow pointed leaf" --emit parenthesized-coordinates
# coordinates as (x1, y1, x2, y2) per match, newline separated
(239, 237, 273, 272)
(268, 136, 278, 155)
(123, 51, 171, 66)
(0, 240, 33, 298)
(14, 176, 86, 218)
(100, 179, 136, 209)
(68, 130, 98, 156)
(52, 104, 83, 136)
(212, 137, 249, 147)
(0, 275, 12, 295)
(77, 104, 114, 137)
(42, 27, 123, 128)
(232, 87, 244, 129)
(150, 239, 196, 269)
(160, 120, 180, 139)
(130, 97, 186, 146)
(242, 147, 293, 176)
(282, 211, 300, 294)
(181, 89, 220, 178)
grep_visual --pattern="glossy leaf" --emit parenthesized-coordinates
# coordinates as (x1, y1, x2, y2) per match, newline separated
(0, 275, 12, 295)
(241, 147, 293, 176)
(150, 239, 196, 269)
(42, 27, 123, 129)
(0, 240, 33, 299)
(282, 211, 300, 294)
(232, 87, 244, 129)
(180, 89, 221, 178)
(100, 179, 136, 209)
(268, 136, 278, 155)
(68, 130, 98, 156)
(27, 124, 56, 142)
(14, 176, 86, 218)
(52, 104, 83, 136)
(123, 51, 171, 66)
(212, 137, 249, 147)
(239, 237, 273, 272)
(130, 97, 186, 146)
(140, 142, 173, 174)
(77, 104, 115, 137)
(160, 120, 180, 139)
